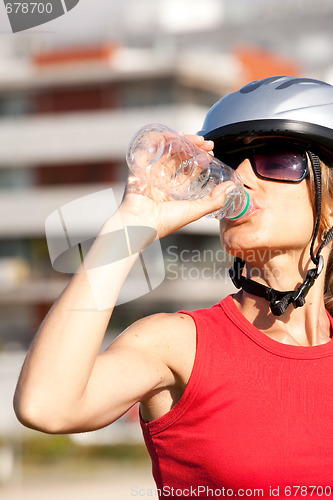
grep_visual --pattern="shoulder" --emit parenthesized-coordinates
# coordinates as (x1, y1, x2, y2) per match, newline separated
(119, 313, 196, 357)
(130, 311, 196, 338)
(116, 312, 196, 377)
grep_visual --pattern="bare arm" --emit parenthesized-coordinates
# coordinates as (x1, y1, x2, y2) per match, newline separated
(13, 136, 230, 434)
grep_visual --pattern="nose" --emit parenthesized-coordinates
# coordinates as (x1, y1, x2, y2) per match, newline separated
(233, 158, 255, 187)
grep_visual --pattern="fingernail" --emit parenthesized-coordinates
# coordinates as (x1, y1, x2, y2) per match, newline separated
(225, 185, 236, 195)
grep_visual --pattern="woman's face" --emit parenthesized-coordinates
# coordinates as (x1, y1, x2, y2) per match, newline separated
(220, 157, 315, 264)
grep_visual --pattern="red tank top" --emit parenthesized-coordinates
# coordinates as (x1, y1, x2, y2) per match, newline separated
(140, 295, 333, 499)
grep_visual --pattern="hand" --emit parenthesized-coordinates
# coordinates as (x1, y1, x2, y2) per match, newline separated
(119, 135, 234, 238)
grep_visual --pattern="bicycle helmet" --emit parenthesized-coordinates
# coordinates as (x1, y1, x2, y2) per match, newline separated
(199, 76, 333, 316)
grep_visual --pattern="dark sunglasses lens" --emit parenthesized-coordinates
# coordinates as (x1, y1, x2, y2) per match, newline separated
(253, 149, 307, 181)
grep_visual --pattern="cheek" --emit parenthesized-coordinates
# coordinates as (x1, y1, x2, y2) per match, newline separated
(220, 184, 315, 253)
(278, 185, 315, 238)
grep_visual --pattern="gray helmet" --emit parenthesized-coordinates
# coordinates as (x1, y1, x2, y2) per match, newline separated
(199, 75, 333, 162)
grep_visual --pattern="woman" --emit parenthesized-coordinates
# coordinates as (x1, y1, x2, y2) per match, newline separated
(14, 76, 333, 498)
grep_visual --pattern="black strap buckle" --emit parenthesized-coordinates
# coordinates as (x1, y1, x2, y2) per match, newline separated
(229, 257, 246, 289)
(291, 256, 324, 309)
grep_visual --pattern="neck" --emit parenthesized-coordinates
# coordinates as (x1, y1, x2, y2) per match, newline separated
(232, 246, 332, 347)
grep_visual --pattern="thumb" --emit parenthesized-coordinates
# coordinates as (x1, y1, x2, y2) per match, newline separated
(152, 181, 239, 238)
(165, 181, 237, 231)
(192, 181, 237, 219)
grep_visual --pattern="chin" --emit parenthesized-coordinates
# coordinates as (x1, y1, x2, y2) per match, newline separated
(220, 214, 276, 256)
(221, 232, 275, 265)
(221, 226, 258, 253)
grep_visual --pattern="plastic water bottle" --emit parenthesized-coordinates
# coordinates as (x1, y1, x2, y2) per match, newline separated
(126, 123, 251, 220)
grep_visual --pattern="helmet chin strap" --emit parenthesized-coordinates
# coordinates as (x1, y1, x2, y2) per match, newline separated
(229, 255, 324, 316)
(229, 151, 330, 317)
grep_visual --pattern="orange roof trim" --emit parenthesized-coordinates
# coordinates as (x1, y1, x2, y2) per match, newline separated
(233, 45, 301, 87)
(33, 44, 121, 66)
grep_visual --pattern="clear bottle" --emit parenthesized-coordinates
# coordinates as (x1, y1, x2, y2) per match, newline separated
(126, 123, 251, 220)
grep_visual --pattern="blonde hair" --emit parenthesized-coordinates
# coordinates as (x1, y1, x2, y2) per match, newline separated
(309, 157, 333, 314)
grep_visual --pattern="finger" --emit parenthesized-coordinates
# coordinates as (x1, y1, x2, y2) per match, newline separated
(125, 175, 172, 203)
(183, 133, 204, 144)
(125, 175, 151, 196)
(183, 134, 214, 152)
(199, 139, 214, 152)
(166, 181, 236, 227)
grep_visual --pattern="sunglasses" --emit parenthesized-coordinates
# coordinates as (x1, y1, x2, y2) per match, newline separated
(217, 142, 309, 183)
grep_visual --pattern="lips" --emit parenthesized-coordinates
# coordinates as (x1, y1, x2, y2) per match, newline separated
(229, 194, 262, 223)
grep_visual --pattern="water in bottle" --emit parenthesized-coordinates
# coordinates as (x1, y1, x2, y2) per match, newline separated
(126, 123, 252, 220)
